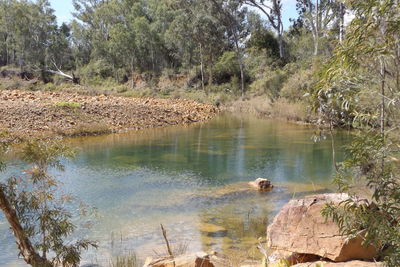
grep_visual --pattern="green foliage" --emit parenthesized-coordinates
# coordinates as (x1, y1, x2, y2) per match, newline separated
(213, 51, 241, 84)
(1, 140, 97, 266)
(249, 68, 288, 100)
(322, 132, 400, 265)
(0, 0, 73, 71)
(317, 1, 400, 265)
(54, 101, 81, 109)
(280, 66, 314, 101)
(79, 59, 115, 83)
(246, 28, 279, 58)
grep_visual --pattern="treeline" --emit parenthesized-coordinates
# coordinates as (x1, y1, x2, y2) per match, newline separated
(0, 0, 347, 97)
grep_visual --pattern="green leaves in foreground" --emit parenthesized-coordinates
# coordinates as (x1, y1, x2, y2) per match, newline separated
(1, 139, 97, 266)
(317, 1, 400, 266)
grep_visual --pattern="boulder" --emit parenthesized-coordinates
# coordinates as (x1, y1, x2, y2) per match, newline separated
(267, 193, 378, 262)
(249, 178, 273, 191)
(293, 260, 382, 267)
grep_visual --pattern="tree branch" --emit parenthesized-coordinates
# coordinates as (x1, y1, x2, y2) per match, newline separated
(0, 187, 52, 267)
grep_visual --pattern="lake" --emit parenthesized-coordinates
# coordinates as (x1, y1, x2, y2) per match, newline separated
(0, 114, 349, 266)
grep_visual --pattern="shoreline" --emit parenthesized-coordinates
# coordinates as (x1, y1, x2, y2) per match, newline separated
(0, 89, 219, 142)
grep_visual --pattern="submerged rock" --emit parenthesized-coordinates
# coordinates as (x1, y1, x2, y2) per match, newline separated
(143, 252, 226, 267)
(199, 223, 228, 238)
(248, 178, 273, 191)
(267, 193, 378, 262)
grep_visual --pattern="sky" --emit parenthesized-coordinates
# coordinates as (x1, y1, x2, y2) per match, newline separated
(50, 0, 299, 29)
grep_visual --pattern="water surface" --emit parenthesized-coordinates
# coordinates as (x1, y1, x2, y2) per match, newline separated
(0, 114, 349, 266)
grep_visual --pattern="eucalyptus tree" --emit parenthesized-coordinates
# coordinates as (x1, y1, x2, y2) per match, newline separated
(210, 0, 249, 98)
(240, 0, 284, 58)
(246, 11, 279, 57)
(0, 0, 59, 72)
(164, 0, 228, 90)
(0, 140, 97, 267)
(296, 0, 343, 55)
(315, 0, 400, 265)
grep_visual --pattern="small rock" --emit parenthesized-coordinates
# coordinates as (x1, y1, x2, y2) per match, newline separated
(144, 252, 219, 267)
(199, 223, 228, 238)
(249, 178, 273, 191)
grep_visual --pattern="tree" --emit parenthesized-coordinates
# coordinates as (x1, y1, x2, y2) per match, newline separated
(241, 0, 285, 58)
(246, 11, 280, 58)
(314, 0, 400, 265)
(210, 0, 249, 98)
(0, 140, 97, 267)
(296, 0, 343, 55)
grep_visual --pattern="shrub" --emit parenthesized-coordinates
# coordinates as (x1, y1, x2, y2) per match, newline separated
(280, 68, 314, 101)
(54, 101, 81, 109)
(213, 51, 241, 84)
(78, 59, 115, 84)
(249, 68, 288, 100)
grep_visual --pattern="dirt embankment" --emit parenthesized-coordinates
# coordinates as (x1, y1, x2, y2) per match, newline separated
(0, 90, 218, 140)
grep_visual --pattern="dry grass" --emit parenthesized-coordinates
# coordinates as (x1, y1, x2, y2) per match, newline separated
(110, 252, 138, 267)
(224, 97, 315, 124)
(224, 96, 272, 114)
(267, 98, 310, 122)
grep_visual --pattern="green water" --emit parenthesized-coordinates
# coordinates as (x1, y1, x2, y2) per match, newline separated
(0, 114, 349, 266)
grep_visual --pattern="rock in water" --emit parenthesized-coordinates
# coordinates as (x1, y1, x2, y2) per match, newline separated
(249, 178, 273, 191)
(267, 193, 378, 262)
(143, 252, 226, 267)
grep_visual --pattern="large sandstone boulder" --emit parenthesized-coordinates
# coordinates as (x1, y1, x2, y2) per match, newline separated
(267, 193, 378, 262)
(293, 260, 382, 267)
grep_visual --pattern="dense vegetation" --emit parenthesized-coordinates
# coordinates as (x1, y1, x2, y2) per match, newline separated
(0, 0, 346, 105)
(319, 1, 400, 266)
(0, 0, 399, 266)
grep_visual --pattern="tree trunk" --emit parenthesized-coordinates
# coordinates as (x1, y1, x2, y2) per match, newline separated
(277, 2, 284, 59)
(208, 54, 214, 89)
(199, 44, 205, 93)
(314, 0, 319, 56)
(46, 69, 79, 84)
(339, 2, 345, 43)
(278, 25, 284, 58)
(380, 58, 386, 169)
(0, 188, 52, 267)
(233, 35, 245, 99)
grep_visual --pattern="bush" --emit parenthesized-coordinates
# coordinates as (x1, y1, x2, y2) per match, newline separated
(248, 68, 288, 100)
(78, 59, 115, 84)
(213, 51, 241, 84)
(244, 48, 279, 81)
(246, 28, 279, 58)
(280, 68, 314, 101)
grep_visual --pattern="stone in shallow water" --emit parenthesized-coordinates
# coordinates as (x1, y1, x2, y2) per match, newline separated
(199, 223, 228, 238)
(143, 252, 226, 267)
(248, 178, 273, 191)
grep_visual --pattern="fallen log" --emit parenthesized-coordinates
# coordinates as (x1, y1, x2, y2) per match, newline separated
(46, 69, 80, 84)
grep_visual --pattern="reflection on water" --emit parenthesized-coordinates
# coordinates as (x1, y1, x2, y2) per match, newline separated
(0, 114, 349, 266)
